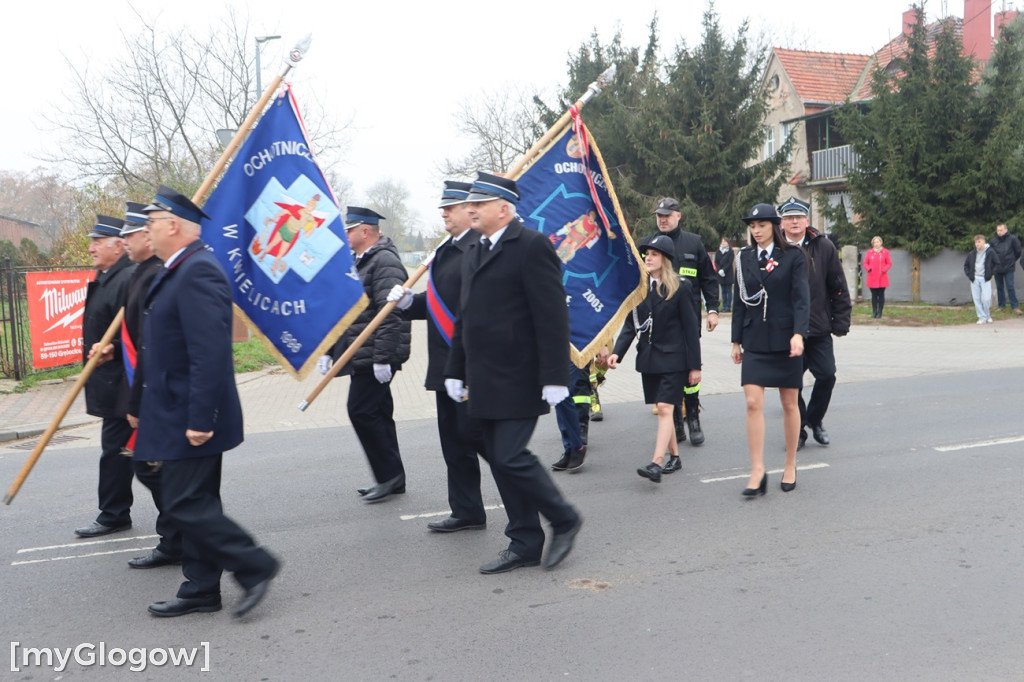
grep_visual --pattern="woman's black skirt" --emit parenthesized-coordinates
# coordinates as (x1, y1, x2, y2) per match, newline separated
(740, 349, 803, 388)
(642, 371, 686, 404)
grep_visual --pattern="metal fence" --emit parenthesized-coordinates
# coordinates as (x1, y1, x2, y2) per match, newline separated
(1, 258, 90, 380)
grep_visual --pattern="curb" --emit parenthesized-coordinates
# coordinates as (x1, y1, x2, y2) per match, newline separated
(0, 416, 101, 445)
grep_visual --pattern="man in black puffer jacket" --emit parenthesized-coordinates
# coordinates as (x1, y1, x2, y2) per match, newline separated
(778, 197, 851, 450)
(328, 207, 411, 503)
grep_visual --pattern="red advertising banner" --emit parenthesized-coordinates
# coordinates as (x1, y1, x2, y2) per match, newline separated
(25, 270, 95, 370)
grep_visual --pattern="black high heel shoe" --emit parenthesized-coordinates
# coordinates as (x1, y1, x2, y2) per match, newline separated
(780, 471, 797, 492)
(742, 473, 767, 497)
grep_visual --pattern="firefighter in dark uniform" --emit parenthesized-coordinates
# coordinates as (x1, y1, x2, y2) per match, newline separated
(444, 172, 582, 574)
(387, 181, 488, 531)
(327, 207, 411, 503)
(652, 197, 720, 447)
(74, 215, 137, 538)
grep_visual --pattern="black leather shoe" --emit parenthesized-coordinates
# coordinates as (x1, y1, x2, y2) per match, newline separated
(362, 475, 406, 503)
(780, 472, 797, 493)
(234, 561, 280, 617)
(75, 521, 131, 538)
(742, 473, 767, 497)
(427, 517, 486, 532)
(686, 415, 705, 446)
(128, 549, 181, 569)
(544, 515, 582, 570)
(797, 429, 807, 451)
(661, 455, 681, 474)
(479, 550, 540, 574)
(551, 449, 572, 471)
(148, 595, 221, 618)
(812, 424, 830, 445)
(637, 462, 662, 482)
(566, 446, 587, 471)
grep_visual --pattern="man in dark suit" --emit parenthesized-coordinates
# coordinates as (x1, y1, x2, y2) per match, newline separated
(388, 181, 488, 532)
(444, 172, 582, 574)
(136, 185, 279, 618)
(74, 215, 136, 539)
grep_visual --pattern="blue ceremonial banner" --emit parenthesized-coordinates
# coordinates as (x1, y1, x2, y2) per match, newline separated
(201, 86, 367, 379)
(514, 115, 646, 368)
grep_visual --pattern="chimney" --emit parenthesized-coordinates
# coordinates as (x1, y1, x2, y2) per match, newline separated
(995, 10, 1019, 42)
(903, 7, 919, 36)
(962, 0, 993, 63)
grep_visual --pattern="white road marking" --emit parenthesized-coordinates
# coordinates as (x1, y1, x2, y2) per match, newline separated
(401, 503, 505, 521)
(934, 436, 1024, 452)
(12, 547, 154, 566)
(701, 462, 830, 483)
(17, 534, 159, 553)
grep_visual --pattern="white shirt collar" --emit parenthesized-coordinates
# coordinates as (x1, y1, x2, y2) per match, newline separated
(163, 246, 188, 268)
(484, 225, 509, 249)
(758, 244, 775, 259)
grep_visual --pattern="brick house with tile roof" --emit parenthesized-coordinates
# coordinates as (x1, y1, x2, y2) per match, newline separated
(757, 1, 1019, 233)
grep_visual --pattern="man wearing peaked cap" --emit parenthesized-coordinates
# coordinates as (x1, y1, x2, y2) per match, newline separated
(386, 181, 490, 532)
(652, 195, 720, 447)
(117, 201, 183, 569)
(325, 205, 412, 503)
(443, 170, 582, 574)
(776, 195, 851, 450)
(74, 214, 137, 540)
(135, 184, 280, 618)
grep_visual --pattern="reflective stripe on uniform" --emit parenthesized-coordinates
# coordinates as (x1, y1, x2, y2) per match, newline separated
(573, 395, 592, 404)
(678, 266, 697, 277)
(683, 383, 701, 394)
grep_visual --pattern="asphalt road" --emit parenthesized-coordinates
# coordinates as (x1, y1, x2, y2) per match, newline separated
(2, 368, 1022, 680)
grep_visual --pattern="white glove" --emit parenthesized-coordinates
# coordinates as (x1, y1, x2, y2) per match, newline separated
(317, 355, 332, 375)
(445, 378, 467, 402)
(718, 269, 725, 277)
(373, 363, 393, 384)
(387, 284, 414, 310)
(542, 385, 570, 406)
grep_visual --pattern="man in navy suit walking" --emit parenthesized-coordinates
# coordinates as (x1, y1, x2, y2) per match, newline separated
(137, 185, 279, 618)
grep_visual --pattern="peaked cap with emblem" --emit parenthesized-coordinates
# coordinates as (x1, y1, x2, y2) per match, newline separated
(88, 215, 125, 238)
(438, 181, 473, 208)
(741, 203, 782, 224)
(652, 197, 681, 215)
(344, 206, 386, 229)
(142, 185, 211, 223)
(121, 201, 149, 235)
(466, 172, 519, 204)
(777, 196, 810, 217)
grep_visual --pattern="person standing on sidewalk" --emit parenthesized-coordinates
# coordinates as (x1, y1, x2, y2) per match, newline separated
(74, 215, 136, 539)
(714, 237, 735, 313)
(387, 182, 488, 532)
(989, 224, 1022, 314)
(965, 234, 998, 324)
(777, 197, 851, 450)
(862, 236, 892, 319)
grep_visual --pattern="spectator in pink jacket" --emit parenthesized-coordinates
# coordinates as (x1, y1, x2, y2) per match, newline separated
(863, 236, 892, 318)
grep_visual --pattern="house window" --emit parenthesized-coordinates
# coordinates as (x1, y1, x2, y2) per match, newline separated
(764, 125, 776, 160)
(781, 122, 794, 162)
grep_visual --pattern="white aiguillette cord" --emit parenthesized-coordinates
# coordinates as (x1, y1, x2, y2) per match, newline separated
(735, 253, 768, 321)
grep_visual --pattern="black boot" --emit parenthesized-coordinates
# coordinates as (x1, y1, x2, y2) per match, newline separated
(590, 387, 603, 422)
(578, 419, 589, 448)
(684, 395, 704, 446)
(673, 404, 686, 443)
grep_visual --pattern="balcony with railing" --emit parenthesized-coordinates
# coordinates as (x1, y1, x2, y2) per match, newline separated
(811, 145, 860, 182)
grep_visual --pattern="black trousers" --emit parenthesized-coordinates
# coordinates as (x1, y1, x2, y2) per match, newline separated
(435, 392, 486, 523)
(799, 334, 837, 429)
(133, 459, 182, 557)
(96, 417, 134, 527)
(347, 371, 405, 484)
(160, 454, 278, 598)
(479, 417, 578, 560)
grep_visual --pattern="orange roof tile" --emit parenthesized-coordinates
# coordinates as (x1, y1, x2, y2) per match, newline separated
(774, 48, 872, 108)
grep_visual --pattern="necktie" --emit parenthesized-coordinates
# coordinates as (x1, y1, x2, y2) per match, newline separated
(476, 238, 490, 267)
(758, 250, 768, 269)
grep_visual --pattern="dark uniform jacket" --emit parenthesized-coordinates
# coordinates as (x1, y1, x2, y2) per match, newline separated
(964, 247, 998, 281)
(403, 230, 479, 391)
(124, 256, 163, 417)
(332, 235, 411, 374)
(660, 226, 720, 314)
(731, 245, 810, 353)
(797, 227, 851, 338)
(444, 220, 570, 420)
(82, 254, 134, 418)
(714, 247, 735, 285)
(989, 232, 1022, 274)
(136, 240, 243, 461)
(612, 278, 701, 374)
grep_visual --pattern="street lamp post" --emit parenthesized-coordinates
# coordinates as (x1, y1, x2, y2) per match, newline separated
(254, 34, 282, 97)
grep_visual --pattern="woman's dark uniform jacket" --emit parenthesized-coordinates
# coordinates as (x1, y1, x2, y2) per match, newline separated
(136, 241, 243, 461)
(730, 245, 811, 352)
(444, 220, 570, 420)
(612, 277, 701, 375)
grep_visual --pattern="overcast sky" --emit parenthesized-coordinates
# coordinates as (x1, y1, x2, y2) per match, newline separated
(2, 0, 967, 231)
